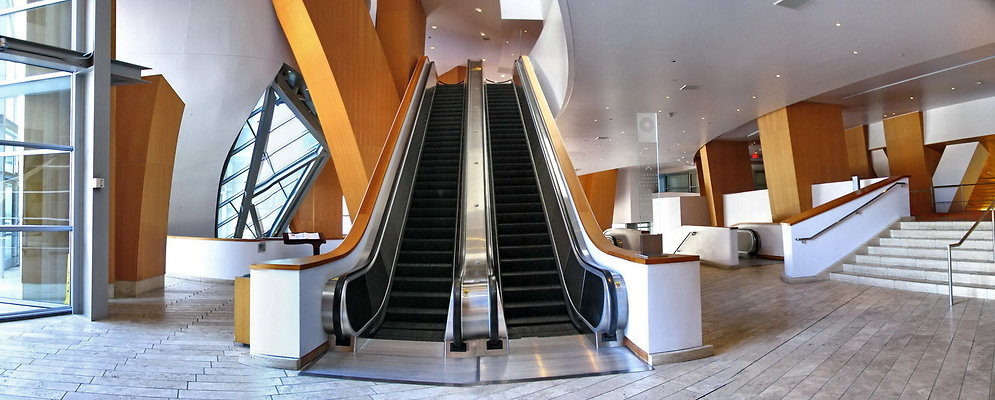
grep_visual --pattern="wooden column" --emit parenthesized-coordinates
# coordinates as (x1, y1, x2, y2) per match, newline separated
(376, 0, 426, 97)
(757, 102, 850, 221)
(112, 75, 184, 295)
(883, 112, 941, 216)
(290, 158, 344, 238)
(273, 0, 400, 216)
(843, 125, 875, 179)
(698, 141, 755, 226)
(439, 66, 468, 84)
(578, 169, 619, 230)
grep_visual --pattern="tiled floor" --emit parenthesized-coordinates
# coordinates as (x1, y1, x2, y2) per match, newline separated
(0, 263, 988, 399)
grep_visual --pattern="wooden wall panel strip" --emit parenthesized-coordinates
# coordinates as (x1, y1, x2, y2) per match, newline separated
(883, 112, 937, 216)
(376, 0, 426, 96)
(578, 169, 619, 230)
(290, 158, 344, 238)
(699, 141, 755, 226)
(438, 66, 467, 84)
(273, 0, 401, 216)
(759, 102, 850, 221)
(843, 125, 874, 178)
(112, 75, 185, 282)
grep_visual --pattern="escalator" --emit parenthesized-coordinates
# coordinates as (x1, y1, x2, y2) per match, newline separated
(368, 84, 465, 341)
(486, 83, 582, 339)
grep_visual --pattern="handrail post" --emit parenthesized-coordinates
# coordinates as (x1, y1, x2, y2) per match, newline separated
(991, 209, 994, 263)
(947, 244, 954, 308)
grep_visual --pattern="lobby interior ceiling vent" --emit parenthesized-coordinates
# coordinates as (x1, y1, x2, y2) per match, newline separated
(679, 84, 700, 91)
(594, 136, 610, 140)
(773, 0, 812, 9)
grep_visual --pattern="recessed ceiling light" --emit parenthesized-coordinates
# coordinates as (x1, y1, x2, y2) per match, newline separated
(474, 7, 482, 12)
(736, 109, 741, 112)
(701, 117, 706, 120)
(500, 74, 506, 78)
(775, 74, 782, 78)
(430, 46, 436, 50)
(658, 110, 662, 113)
(978, 81, 984, 85)
(594, 119, 598, 122)
(752, 95, 757, 99)
(524, 30, 528, 33)
(665, 96, 670, 99)
(481, 58, 486, 61)
(835, 22, 842, 27)
(605, 106, 610, 110)
(506, 41, 510, 44)
(682, 130, 686, 133)
(909, 96, 914, 100)
(480, 32, 486, 36)
(952, 87, 956, 90)
(431, 25, 437, 29)
(852, 50, 859, 55)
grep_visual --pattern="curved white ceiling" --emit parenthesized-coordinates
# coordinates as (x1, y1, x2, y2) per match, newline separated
(550, 0, 995, 173)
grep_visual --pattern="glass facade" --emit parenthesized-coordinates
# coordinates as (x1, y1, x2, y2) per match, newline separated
(0, 0, 77, 318)
(216, 65, 327, 239)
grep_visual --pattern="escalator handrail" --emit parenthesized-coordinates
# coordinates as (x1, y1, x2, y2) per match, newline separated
(512, 56, 697, 266)
(252, 57, 431, 271)
(480, 83, 504, 347)
(330, 59, 437, 341)
(507, 72, 619, 338)
(449, 61, 472, 349)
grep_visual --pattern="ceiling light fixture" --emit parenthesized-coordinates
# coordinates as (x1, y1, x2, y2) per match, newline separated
(474, 7, 482, 12)
(430, 46, 436, 50)
(431, 25, 437, 29)
(594, 119, 598, 122)
(480, 32, 486, 36)
(500, 74, 506, 78)
(909, 96, 915, 100)
(835, 22, 842, 27)
(736, 109, 741, 112)
(481, 58, 486, 61)
(952, 87, 956, 90)
(752, 95, 757, 99)
(605, 106, 610, 110)
(775, 74, 782, 78)
(852, 50, 859, 55)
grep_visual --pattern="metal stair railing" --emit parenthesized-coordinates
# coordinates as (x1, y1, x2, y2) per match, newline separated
(945, 199, 995, 307)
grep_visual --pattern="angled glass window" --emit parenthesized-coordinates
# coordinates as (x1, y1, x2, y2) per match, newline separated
(216, 65, 328, 238)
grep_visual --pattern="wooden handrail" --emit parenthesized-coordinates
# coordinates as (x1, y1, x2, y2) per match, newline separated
(518, 56, 697, 265)
(252, 57, 430, 271)
(781, 175, 909, 225)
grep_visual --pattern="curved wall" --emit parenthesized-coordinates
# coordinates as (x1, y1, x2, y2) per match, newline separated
(116, 0, 297, 237)
(528, 0, 570, 116)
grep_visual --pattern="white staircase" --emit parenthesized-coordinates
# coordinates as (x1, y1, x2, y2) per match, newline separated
(829, 220, 995, 299)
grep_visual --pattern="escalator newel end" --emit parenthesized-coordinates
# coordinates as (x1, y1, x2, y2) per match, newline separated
(486, 339, 504, 350)
(449, 342, 468, 352)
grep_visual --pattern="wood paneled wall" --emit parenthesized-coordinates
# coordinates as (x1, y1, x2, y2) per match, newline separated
(273, 0, 401, 216)
(883, 112, 942, 216)
(290, 158, 344, 238)
(578, 169, 618, 230)
(758, 102, 850, 221)
(112, 75, 185, 283)
(699, 141, 755, 226)
(376, 0, 426, 97)
(843, 125, 875, 179)
(439, 66, 468, 84)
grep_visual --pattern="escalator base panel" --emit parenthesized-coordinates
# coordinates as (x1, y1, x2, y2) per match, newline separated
(301, 335, 650, 386)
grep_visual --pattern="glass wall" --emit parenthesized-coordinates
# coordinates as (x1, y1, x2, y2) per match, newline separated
(216, 65, 328, 239)
(0, 0, 80, 319)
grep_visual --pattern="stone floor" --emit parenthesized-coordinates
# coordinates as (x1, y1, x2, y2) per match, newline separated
(0, 263, 990, 399)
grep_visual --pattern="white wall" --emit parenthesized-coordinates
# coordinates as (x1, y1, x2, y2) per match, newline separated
(529, 0, 570, 116)
(117, 0, 297, 237)
(924, 96, 995, 145)
(165, 237, 342, 281)
(871, 149, 890, 177)
(783, 178, 910, 278)
(651, 196, 708, 234)
(661, 226, 739, 268)
(932, 142, 985, 213)
(868, 121, 886, 150)
(723, 189, 773, 227)
(811, 177, 886, 207)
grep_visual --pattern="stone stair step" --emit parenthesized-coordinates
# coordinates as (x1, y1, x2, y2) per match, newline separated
(841, 263, 995, 286)
(829, 271, 995, 299)
(866, 245, 995, 261)
(854, 254, 995, 272)
(898, 221, 993, 231)
(889, 229, 993, 240)
(878, 237, 993, 250)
